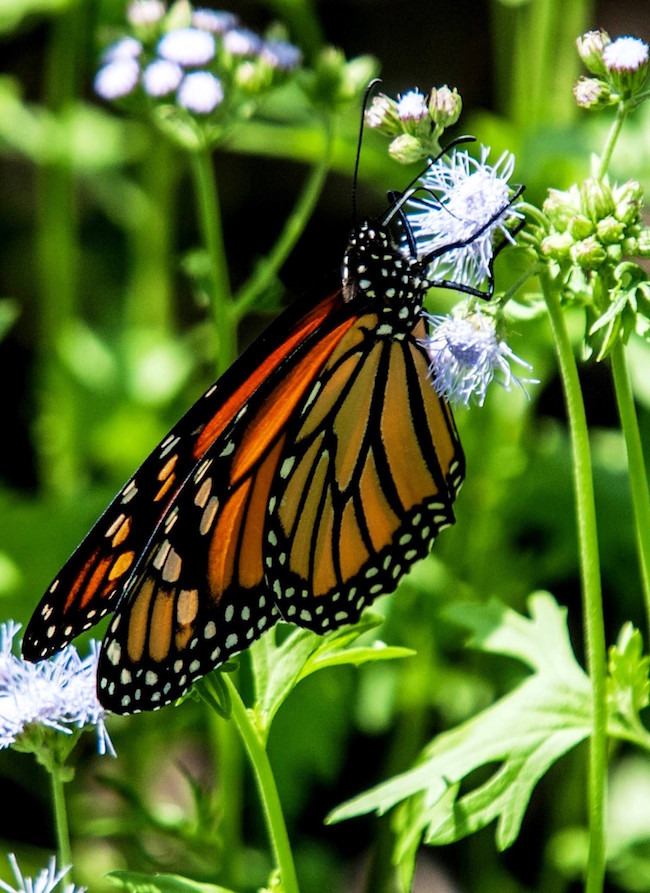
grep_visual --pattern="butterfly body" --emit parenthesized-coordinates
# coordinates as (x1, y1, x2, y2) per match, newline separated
(23, 218, 464, 714)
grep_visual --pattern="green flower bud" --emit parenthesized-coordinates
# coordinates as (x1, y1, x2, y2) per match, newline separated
(571, 236, 607, 269)
(365, 92, 400, 134)
(576, 29, 611, 76)
(636, 228, 650, 258)
(596, 215, 626, 244)
(429, 85, 462, 128)
(388, 133, 427, 164)
(607, 243, 623, 263)
(573, 76, 613, 109)
(568, 214, 595, 240)
(543, 187, 579, 231)
(580, 176, 614, 221)
(613, 180, 643, 225)
(540, 231, 574, 260)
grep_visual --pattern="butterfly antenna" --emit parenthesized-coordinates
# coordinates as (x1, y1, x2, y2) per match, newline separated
(352, 78, 383, 227)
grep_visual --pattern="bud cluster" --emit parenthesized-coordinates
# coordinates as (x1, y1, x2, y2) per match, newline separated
(540, 177, 648, 271)
(365, 86, 462, 163)
(574, 29, 649, 109)
(94, 0, 302, 135)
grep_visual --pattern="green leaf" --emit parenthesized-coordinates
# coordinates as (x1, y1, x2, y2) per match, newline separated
(327, 592, 592, 852)
(0, 299, 19, 340)
(250, 614, 413, 739)
(608, 623, 650, 725)
(107, 870, 236, 893)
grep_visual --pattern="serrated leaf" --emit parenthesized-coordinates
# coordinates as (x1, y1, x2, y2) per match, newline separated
(608, 622, 650, 721)
(107, 870, 236, 893)
(250, 613, 410, 739)
(328, 592, 593, 852)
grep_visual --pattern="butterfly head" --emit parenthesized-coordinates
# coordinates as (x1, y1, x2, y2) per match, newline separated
(341, 221, 429, 330)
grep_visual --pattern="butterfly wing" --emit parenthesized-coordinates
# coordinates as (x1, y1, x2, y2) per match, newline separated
(265, 316, 464, 630)
(22, 289, 347, 664)
(94, 294, 363, 712)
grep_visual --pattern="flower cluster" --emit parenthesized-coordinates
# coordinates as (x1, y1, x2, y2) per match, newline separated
(0, 622, 114, 757)
(419, 307, 533, 407)
(405, 146, 523, 291)
(365, 86, 462, 163)
(94, 0, 301, 120)
(574, 30, 649, 109)
(0, 854, 84, 893)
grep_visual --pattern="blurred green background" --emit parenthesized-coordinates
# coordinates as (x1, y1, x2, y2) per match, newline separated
(2, 1, 650, 891)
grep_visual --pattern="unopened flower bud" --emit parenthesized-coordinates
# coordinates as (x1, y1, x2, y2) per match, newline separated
(581, 176, 614, 221)
(543, 187, 579, 231)
(573, 76, 613, 109)
(365, 92, 400, 135)
(576, 30, 611, 76)
(571, 235, 607, 269)
(540, 231, 574, 260)
(613, 179, 643, 225)
(568, 214, 594, 240)
(429, 85, 462, 128)
(596, 215, 626, 244)
(636, 228, 650, 258)
(389, 133, 427, 164)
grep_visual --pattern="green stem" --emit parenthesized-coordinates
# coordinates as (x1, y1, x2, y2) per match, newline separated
(234, 119, 334, 320)
(610, 340, 650, 638)
(50, 766, 72, 868)
(223, 674, 300, 893)
(540, 270, 607, 893)
(190, 147, 235, 375)
(597, 103, 628, 180)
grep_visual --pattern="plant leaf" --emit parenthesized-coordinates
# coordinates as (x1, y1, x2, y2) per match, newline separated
(107, 870, 236, 893)
(328, 592, 592, 852)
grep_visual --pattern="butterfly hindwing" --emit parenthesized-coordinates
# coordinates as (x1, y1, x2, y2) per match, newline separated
(264, 315, 464, 632)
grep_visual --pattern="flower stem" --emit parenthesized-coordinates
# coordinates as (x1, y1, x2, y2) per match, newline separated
(50, 765, 72, 868)
(234, 118, 334, 320)
(190, 147, 236, 375)
(597, 103, 628, 180)
(610, 340, 650, 638)
(223, 674, 300, 893)
(540, 269, 607, 893)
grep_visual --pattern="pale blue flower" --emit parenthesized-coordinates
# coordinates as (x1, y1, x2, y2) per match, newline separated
(420, 308, 533, 407)
(191, 9, 239, 34)
(102, 36, 142, 62)
(261, 39, 302, 71)
(94, 58, 140, 100)
(407, 147, 523, 290)
(127, 0, 165, 26)
(396, 90, 428, 122)
(0, 622, 114, 756)
(177, 71, 224, 113)
(223, 27, 263, 57)
(142, 59, 183, 96)
(0, 854, 84, 893)
(157, 27, 216, 66)
(602, 36, 648, 71)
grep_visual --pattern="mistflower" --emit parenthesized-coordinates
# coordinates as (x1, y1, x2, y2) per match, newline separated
(406, 146, 523, 289)
(420, 309, 533, 407)
(0, 854, 85, 893)
(102, 36, 142, 62)
(0, 622, 114, 756)
(223, 27, 263, 57)
(157, 27, 216, 66)
(177, 71, 224, 113)
(602, 36, 649, 71)
(191, 8, 239, 34)
(142, 59, 184, 97)
(127, 0, 165, 26)
(94, 58, 140, 100)
(261, 39, 302, 71)
(396, 90, 429, 122)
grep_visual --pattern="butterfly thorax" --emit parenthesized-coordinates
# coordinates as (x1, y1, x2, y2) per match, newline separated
(341, 221, 429, 334)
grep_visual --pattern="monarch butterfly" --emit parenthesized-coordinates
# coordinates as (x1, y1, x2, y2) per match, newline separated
(22, 153, 513, 714)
